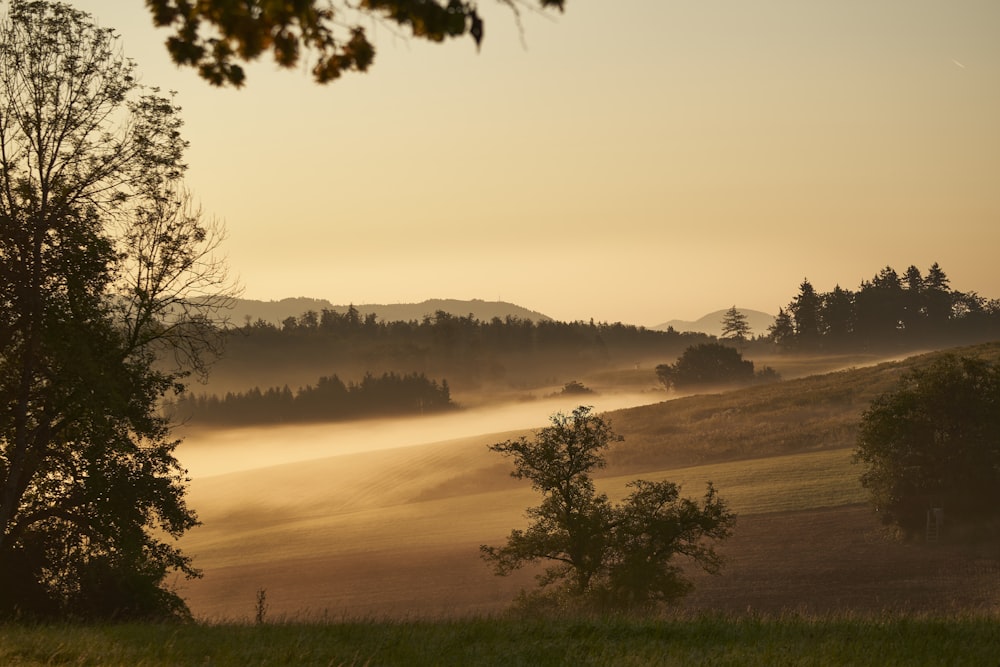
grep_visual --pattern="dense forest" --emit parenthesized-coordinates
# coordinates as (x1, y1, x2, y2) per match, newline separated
(768, 263, 999, 352)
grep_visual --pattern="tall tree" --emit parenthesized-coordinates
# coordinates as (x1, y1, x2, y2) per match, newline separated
(0, 1, 235, 619)
(901, 265, 926, 338)
(854, 267, 905, 349)
(767, 307, 795, 349)
(820, 285, 855, 349)
(789, 279, 822, 348)
(144, 0, 568, 86)
(923, 262, 953, 334)
(720, 306, 752, 345)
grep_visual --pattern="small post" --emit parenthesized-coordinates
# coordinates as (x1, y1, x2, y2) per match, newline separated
(926, 508, 944, 543)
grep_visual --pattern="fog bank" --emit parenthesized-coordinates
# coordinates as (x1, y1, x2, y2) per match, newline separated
(178, 392, 665, 478)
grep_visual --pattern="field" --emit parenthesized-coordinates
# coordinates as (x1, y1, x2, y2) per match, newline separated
(169, 343, 1000, 621)
(3, 344, 999, 664)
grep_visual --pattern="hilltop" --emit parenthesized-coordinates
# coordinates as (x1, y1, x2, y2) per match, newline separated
(653, 308, 776, 337)
(225, 297, 552, 326)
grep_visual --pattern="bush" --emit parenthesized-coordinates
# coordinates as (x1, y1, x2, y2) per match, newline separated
(656, 343, 755, 390)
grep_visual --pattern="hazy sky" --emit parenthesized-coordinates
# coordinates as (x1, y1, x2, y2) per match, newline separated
(72, 1, 999, 326)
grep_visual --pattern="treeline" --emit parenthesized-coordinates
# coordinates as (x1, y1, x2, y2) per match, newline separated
(196, 261, 1000, 400)
(166, 372, 453, 425)
(768, 263, 1000, 351)
(207, 311, 710, 395)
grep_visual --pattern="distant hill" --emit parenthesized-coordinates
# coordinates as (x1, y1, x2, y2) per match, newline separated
(652, 308, 775, 338)
(226, 297, 552, 326)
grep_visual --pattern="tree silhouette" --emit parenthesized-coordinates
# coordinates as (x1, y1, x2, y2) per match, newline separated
(655, 343, 755, 391)
(0, 1, 236, 619)
(720, 306, 752, 345)
(481, 407, 734, 611)
(855, 355, 1000, 537)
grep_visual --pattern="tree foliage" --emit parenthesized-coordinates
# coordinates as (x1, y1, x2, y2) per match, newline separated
(214, 310, 710, 395)
(769, 263, 1000, 352)
(0, 1, 235, 619)
(720, 306, 752, 343)
(481, 406, 735, 611)
(655, 343, 758, 391)
(144, 0, 568, 86)
(168, 372, 453, 425)
(854, 354, 1000, 537)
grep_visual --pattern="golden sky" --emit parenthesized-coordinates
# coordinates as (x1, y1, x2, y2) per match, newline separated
(74, 1, 999, 325)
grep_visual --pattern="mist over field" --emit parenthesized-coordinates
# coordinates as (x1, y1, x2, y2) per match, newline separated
(170, 345, 1000, 620)
(178, 392, 665, 478)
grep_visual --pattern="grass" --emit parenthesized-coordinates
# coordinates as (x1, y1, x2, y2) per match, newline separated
(6, 343, 1000, 663)
(602, 447, 866, 515)
(604, 341, 1000, 473)
(3, 614, 1000, 666)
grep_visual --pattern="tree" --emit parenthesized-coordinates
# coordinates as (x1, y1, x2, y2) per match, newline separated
(144, 0, 568, 87)
(481, 406, 735, 611)
(789, 279, 822, 348)
(655, 343, 755, 391)
(923, 262, 953, 335)
(854, 267, 906, 349)
(820, 285, 855, 349)
(720, 306, 751, 345)
(0, 1, 236, 619)
(854, 355, 1000, 537)
(767, 307, 795, 348)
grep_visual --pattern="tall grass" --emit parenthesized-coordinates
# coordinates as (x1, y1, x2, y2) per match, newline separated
(2, 614, 998, 666)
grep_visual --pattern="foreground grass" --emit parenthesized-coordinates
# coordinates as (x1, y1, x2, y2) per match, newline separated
(2, 614, 998, 666)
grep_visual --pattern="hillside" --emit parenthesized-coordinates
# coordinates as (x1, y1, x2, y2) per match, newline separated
(226, 297, 552, 326)
(176, 342, 1000, 619)
(653, 308, 776, 337)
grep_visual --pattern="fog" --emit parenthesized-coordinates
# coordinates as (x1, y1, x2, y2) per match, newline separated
(178, 391, 665, 478)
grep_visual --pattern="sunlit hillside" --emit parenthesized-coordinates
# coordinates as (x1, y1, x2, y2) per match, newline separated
(176, 342, 1000, 620)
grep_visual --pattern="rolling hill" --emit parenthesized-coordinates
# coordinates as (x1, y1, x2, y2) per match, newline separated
(175, 342, 1000, 619)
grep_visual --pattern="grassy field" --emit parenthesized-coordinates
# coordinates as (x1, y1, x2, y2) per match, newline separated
(171, 344, 1000, 620)
(3, 344, 999, 663)
(3, 614, 1000, 666)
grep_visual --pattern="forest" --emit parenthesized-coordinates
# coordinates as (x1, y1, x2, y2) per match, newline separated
(768, 263, 999, 351)
(200, 310, 712, 397)
(181, 262, 1000, 425)
(166, 372, 453, 426)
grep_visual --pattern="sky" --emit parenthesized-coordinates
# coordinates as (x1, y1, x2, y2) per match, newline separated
(69, 1, 999, 326)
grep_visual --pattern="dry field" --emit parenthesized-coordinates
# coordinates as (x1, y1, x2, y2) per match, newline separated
(177, 438, 999, 620)
(176, 345, 1000, 621)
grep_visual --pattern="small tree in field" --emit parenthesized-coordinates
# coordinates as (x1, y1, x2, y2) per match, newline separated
(481, 406, 735, 611)
(854, 354, 1000, 537)
(655, 343, 755, 391)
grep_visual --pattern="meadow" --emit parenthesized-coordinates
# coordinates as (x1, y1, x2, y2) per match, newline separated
(3, 614, 1000, 666)
(2, 343, 999, 664)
